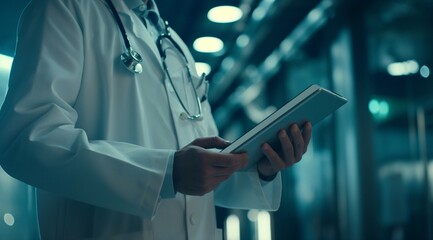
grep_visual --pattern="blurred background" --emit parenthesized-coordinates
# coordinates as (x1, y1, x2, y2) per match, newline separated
(1, 0, 432, 239)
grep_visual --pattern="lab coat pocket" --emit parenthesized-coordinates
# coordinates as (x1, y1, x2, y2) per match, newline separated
(161, 39, 208, 104)
(192, 72, 209, 103)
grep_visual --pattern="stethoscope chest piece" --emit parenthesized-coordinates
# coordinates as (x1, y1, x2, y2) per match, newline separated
(121, 47, 143, 74)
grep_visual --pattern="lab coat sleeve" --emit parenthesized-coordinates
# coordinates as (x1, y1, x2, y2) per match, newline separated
(0, 0, 171, 219)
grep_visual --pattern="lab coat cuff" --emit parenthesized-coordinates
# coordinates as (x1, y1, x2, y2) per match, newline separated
(259, 171, 280, 188)
(257, 165, 278, 182)
(214, 168, 282, 211)
(160, 150, 176, 199)
(254, 169, 282, 210)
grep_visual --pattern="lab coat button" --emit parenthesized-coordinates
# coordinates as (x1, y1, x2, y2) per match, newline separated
(179, 112, 188, 120)
(138, 5, 146, 11)
(189, 214, 197, 225)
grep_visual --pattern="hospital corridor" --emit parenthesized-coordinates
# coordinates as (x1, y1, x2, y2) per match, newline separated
(1, 0, 433, 239)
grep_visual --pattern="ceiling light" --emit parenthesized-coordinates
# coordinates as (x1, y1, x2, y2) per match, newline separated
(195, 62, 211, 75)
(387, 60, 419, 76)
(252, 7, 266, 21)
(420, 65, 430, 78)
(307, 8, 323, 22)
(263, 53, 280, 71)
(236, 34, 250, 47)
(193, 37, 224, 53)
(221, 57, 235, 70)
(208, 6, 243, 23)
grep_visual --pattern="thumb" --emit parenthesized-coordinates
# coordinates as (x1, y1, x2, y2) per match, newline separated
(190, 137, 231, 149)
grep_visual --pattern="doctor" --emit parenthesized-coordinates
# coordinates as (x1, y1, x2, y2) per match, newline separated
(0, 0, 312, 239)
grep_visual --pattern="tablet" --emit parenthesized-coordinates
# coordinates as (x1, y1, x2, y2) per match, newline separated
(221, 84, 347, 169)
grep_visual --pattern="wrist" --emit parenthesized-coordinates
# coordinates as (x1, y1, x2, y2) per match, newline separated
(257, 164, 278, 181)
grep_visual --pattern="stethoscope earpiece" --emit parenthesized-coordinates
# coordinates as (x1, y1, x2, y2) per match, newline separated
(121, 48, 143, 74)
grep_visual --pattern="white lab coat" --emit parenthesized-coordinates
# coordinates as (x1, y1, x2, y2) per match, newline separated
(0, 0, 282, 239)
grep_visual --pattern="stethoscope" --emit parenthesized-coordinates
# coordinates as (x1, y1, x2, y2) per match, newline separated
(104, 0, 203, 121)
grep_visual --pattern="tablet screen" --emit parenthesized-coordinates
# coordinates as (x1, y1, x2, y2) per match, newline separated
(221, 84, 347, 170)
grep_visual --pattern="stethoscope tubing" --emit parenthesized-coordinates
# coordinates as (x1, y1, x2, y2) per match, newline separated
(103, 0, 203, 121)
(105, 0, 131, 50)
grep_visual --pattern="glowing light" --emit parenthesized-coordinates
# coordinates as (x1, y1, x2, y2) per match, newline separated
(236, 34, 250, 47)
(387, 60, 419, 76)
(195, 62, 211, 75)
(0, 54, 13, 105)
(369, 99, 380, 114)
(3, 213, 14, 226)
(307, 9, 323, 22)
(0, 54, 13, 72)
(193, 37, 224, 53)
(247, 209, 259, 222)
(241, 85, 261, 105)
(369, 99, 390, 118)
(280, 38, 294, 53)
(263, 53, 280, 71)
(252, 7, 266, 21)
(225, 214, 240, 240)
(208, 6, 243, 23)
(257, 211, 271, 240)
(221, 57, 235, 70)
(420, 65, 430, 78)
(379, 101, 390, 116)
(252, 0, 275, 21)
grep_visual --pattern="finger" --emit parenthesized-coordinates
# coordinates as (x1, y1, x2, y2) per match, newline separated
(211, 173, 232, 181)
(261, 143, 286, 171)
(302, 122, 312, 153)
(288, 124, 304, 162)
(191, 136, 231, 149)
(211, 165, 242, 177)
(209, 152, 248, 169)
(278, 129, 295, 164)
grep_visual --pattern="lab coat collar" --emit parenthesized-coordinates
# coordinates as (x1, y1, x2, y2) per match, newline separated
(110, 0, 165, 78)
(123, 0, 145, 10)
(123, 0, 161, 15)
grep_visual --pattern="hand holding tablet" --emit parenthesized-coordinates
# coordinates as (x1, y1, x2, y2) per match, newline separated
(221, 84, 347, 170)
